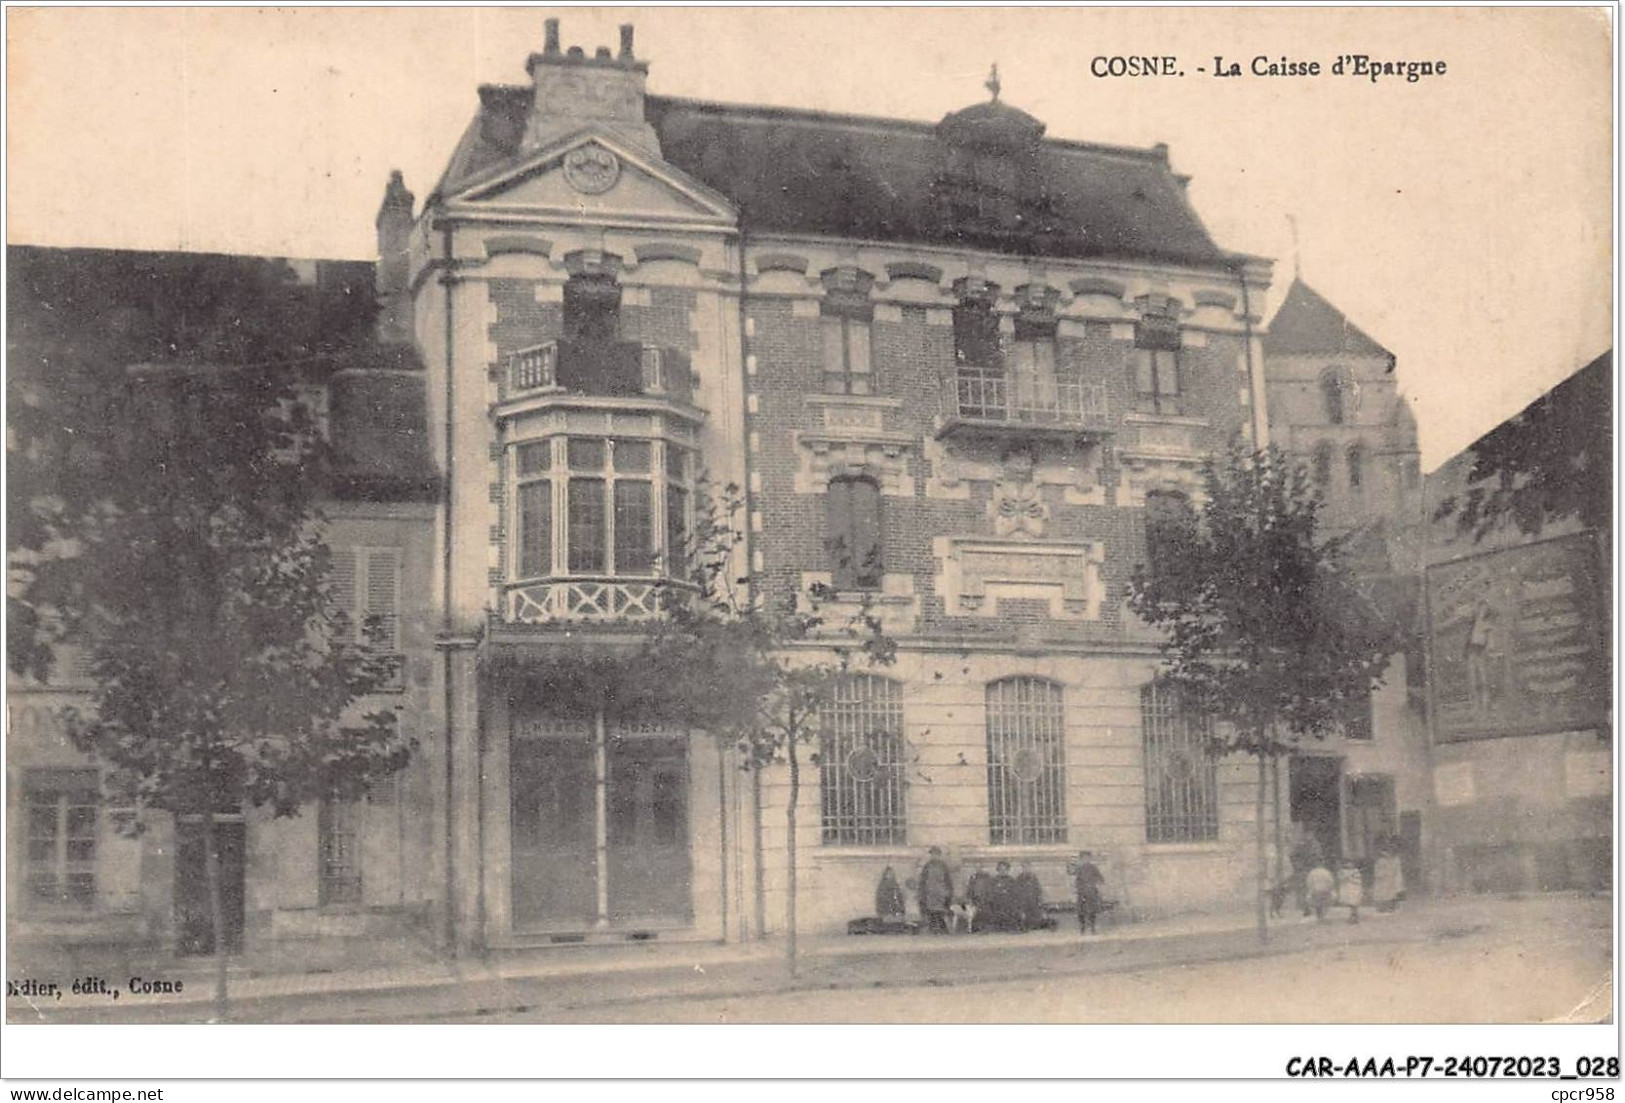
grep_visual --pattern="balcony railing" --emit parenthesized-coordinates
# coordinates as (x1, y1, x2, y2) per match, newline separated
(506, 340, 693, 404)
(938, 364, 1111, 439)
(507, 577, 674, 624)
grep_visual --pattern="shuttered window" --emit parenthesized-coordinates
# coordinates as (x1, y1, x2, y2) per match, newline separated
(826, 476, 883, 591)
(821, 315, 873, 395)
(331, 547, 400, 651)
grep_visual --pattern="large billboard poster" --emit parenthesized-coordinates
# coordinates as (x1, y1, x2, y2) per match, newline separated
(1426, 531, 1608, 742)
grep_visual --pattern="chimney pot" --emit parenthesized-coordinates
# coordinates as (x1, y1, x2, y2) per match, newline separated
(595, 46, 611, 60)
(544, 18, 560, 55)
(567, 45, 585, 60)
(619, 24, 635, 59)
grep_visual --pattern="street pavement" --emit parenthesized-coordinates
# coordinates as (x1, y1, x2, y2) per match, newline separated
(6, 892, 1610, 1024)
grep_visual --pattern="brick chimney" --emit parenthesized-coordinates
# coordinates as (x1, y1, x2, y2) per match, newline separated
(522, 18, 660, 155)
(375, 169, 415, 345)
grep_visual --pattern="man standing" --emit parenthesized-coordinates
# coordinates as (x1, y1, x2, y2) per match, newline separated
(1073, 850, 1105, 935)
(917, 847, 954, 935)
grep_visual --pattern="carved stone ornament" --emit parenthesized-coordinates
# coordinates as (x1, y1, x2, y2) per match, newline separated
(991, 450, 1050, 537)
(563, 144, 621, 195)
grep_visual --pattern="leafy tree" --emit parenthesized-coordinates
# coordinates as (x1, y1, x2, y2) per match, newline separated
(1129, 442, 1400, 941)
(1432, 351, 1610, 541)
(8, 251, 411, 1019)
(639, 484, 895, 976)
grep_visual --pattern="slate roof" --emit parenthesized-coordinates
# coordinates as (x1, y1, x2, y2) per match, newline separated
(7, 245, 436, 502)
(1263, 278, 1394, 361)
(432, 89, 1235, 269)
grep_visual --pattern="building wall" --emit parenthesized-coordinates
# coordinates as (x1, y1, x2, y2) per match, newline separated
(752, 649, 1278, 934)
(1423, 444, 1611, 894)
(6, 500, 439, 959)
(738, 239, 1279, 933)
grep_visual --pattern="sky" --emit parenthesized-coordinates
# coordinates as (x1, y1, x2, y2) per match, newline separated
(6, 6, 1614, 469)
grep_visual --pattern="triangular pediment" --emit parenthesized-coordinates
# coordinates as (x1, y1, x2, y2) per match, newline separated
(449, 130, 735, 225)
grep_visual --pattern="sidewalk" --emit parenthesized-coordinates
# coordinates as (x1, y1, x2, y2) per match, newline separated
(10, 893, 1606, 1022)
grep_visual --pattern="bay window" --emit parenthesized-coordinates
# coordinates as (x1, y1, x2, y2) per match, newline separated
(513, 435, 693, 582)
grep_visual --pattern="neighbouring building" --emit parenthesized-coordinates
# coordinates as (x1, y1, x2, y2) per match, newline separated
(7, 248, 440, 962)
(1421, 351, 1612, 894)
(1260, 278, 1432, 894)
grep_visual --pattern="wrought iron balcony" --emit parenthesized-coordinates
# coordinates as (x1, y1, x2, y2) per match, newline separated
(936, 364, 1112, 441)
(506, 340, 693, 405)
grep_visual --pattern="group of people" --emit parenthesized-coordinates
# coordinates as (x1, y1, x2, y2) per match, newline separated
(878, 847, 1108, 936)
(1285, 828, 1406, 924)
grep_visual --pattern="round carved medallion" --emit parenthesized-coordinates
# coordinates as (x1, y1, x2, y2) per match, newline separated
(563, 145, 621, 195)
(1010, 746, 1047, 783)
(845, 746, 881, 783)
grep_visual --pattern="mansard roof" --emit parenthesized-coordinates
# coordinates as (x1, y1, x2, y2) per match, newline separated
(7, 245, 436, 503)
(432, 89, 1232, 269)
(1263, 278, 1394, 361)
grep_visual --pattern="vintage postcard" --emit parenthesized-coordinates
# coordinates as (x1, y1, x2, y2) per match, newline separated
(3, 4, 1614, 1089)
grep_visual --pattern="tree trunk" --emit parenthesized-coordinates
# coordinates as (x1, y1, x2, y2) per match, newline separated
(204, 809, 229, 1021)
(785, 729, 800, 979)
(1255, 753, 1269, 944)
(1272, 754, 1285, 888)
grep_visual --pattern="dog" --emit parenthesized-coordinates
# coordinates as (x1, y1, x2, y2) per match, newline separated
(947, 899, 978, 934)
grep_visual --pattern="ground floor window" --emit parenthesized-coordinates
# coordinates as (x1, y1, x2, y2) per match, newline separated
(819, 674, 906, 846)
(24, 768, 98, 908)
(986, 677, 1068, 845)
(1141, 682, 1219, 843)
(318, 799, 363, 906)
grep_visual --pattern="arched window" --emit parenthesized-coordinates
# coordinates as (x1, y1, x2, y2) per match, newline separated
(1144, 489, 1195, 571)
(1320, 367, 1359, 426)
(1141, 682, 1218, 843)
(985, 677, 1067, 845)
(820, 674, 906, 846)
(826, 475, 883, 591)
(1346, 442, 1366, 493)
(1312, 441, 1334, 487)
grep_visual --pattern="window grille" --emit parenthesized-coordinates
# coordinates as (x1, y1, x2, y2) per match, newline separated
(985, 677, 1067, 845)
(1142, 682, 1219, 843)
(25, 769, 98, 908)
(819, 674, 906, 846)
(318, 799, 362, 906)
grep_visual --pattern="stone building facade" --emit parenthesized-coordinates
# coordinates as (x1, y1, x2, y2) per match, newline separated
(390, 18, 1290, 943)
(1260, 278, 1432, 894)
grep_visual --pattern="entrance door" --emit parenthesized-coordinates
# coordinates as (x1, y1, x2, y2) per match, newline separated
(174, 820, 246, 956)
(607, 733, 692, 924)
(1346, 774, 1397, 866)
(1289, 755, 1343, 867)
(511, 728, 598, 928)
